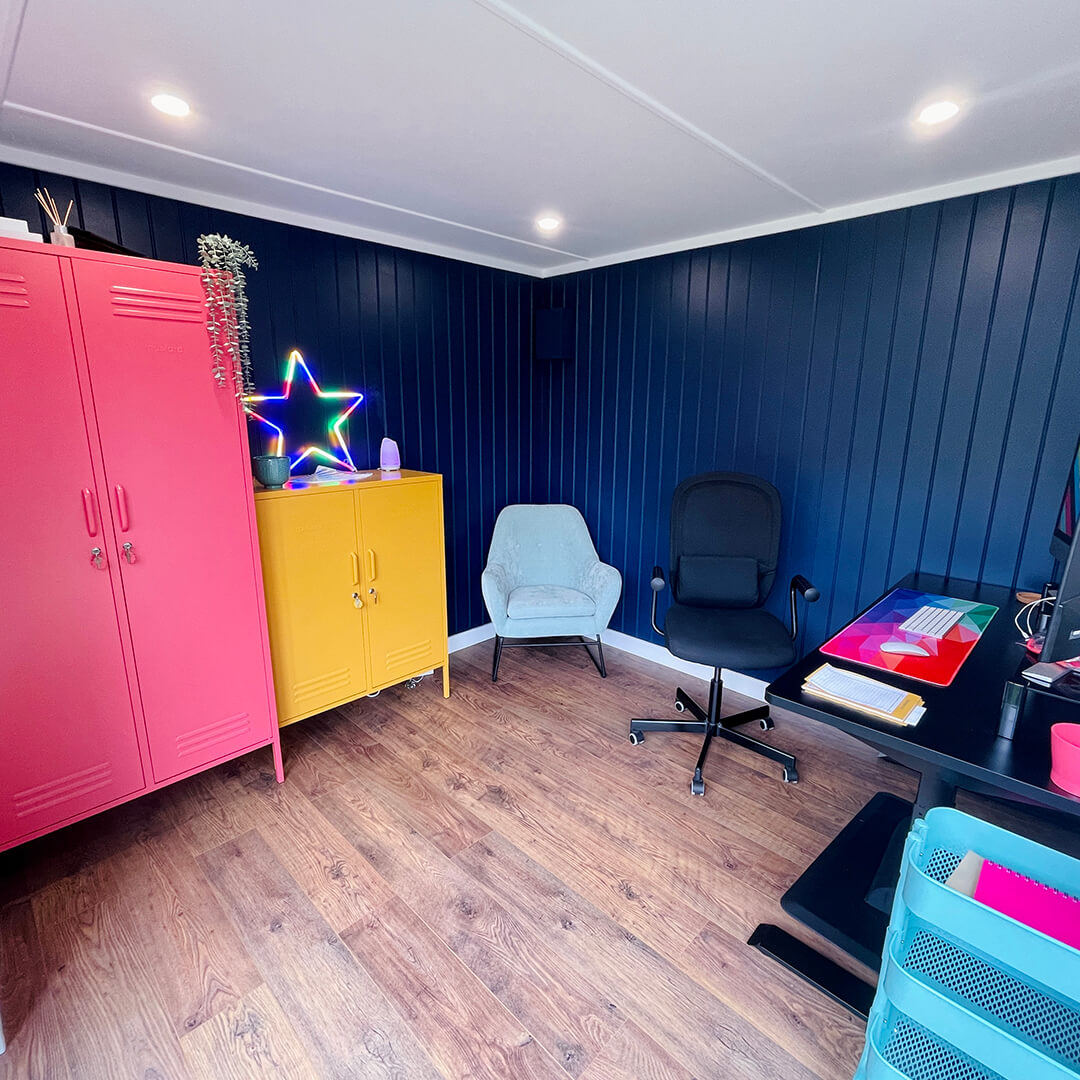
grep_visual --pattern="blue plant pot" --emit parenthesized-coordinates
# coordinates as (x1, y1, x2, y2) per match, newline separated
(252, 454, 290, 489)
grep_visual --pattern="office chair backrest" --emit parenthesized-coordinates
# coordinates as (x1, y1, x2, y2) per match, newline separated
(670, 472, 782, 609)
(488, 504, 600, 587)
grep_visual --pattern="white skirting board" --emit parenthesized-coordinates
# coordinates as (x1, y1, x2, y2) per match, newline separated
(447, 623, 768, 703)
(447, 623, 498, 653)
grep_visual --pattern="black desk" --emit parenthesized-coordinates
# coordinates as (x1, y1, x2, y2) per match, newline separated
(751, 572, 1080, 1016)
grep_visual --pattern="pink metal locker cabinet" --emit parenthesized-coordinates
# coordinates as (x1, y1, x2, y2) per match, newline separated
(0, 245, 144, 846)
(0, 236, 282, 853)
(70, 257, 277, 783)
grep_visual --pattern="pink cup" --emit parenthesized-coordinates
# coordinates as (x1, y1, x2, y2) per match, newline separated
(1050, 723, 1080, 796)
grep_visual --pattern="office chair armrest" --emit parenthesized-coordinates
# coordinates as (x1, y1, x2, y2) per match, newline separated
(650, 566, 667, 636)
(789, 574, 820, 640)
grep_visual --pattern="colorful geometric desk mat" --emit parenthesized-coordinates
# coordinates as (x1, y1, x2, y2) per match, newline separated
(820, 587, 998, 687)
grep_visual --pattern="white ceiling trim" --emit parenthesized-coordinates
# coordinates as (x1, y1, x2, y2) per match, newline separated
(4, 114, 1080, 282)
(1, 101, 588, 267)
(540, 150, 1080, 277)
(5, 133, 1079, 280)
(471, 0, 824, 212)
(0, 138, 557, 276)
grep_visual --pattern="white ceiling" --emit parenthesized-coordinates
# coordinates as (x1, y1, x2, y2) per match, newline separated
(1, 0, 1079, 277)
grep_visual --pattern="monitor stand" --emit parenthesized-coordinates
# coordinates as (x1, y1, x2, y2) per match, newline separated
(998, 678, 1026, 739)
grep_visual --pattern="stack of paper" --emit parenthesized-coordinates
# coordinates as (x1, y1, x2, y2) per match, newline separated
(803, 663, 925, 726)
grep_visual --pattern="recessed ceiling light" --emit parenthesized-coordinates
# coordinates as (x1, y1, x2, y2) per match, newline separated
(917, 100, 960, 126)
(535, 214, 562, 234)
(151, 93, 190, 117)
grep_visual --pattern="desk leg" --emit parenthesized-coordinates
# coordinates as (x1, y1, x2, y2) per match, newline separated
(751, 792, 910, 1012)
(749, 925, 874, 1020)
(911, 766, 956, 820)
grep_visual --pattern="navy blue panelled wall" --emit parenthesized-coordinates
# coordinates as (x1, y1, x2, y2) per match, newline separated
(0, 161, 534, 636)
(4, 157, 1080, 658)
(534, 176, 1080, 657)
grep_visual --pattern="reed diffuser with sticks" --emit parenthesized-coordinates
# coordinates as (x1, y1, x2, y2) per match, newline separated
(34, 188, 75, 247)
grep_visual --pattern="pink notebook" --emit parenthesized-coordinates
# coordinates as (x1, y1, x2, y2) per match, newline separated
(974, 859, 1080, 951)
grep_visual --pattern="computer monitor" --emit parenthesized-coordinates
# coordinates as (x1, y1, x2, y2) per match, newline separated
(1050, 432, 1080, 563)
(1042, 432, 1080, 663)
(1042, 537, 1080, 662)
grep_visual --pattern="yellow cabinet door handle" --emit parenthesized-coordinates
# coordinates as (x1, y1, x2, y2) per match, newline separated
(350, 552, 360, 585)
(367, 549, 376, 581)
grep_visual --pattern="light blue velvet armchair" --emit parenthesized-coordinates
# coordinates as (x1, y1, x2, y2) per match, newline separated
(482, 504, 622, 681)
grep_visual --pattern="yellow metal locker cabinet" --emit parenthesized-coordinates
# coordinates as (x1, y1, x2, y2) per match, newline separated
(254, 470, 450, 726)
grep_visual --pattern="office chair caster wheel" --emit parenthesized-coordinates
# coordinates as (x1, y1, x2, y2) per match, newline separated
(629, 731, 644, 746)
(674, 700, 686, 713)
(690, 776, 705, 796)
(782, 767, 799, 784)
(759, 717, 774, 732)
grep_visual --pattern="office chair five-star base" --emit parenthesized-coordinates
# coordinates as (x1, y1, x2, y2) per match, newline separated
(631, 674, 799, 795)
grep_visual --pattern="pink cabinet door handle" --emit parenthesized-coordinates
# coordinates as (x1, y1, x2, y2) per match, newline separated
(114, 484, 130, 531)
(81, 488, 99, 537)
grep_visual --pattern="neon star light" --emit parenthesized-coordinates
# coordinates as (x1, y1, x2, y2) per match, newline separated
(245, 349, 364, 471)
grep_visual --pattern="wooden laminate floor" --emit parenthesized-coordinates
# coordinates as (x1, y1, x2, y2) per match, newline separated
(0, 640, 1064, 1079)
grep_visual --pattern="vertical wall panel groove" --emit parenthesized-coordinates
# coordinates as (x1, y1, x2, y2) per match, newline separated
(0, 162, 532, 637)
(3, 160, 1079, 660)
(530, 177, 1080, 667)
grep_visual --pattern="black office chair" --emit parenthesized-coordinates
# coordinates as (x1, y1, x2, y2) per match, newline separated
(630, 472, 820, 795)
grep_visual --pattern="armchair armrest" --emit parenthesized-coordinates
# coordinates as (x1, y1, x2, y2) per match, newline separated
(481, 562, 514, 622)
(650, 565, 667, 636)
(581, 560, 623, 630)
(789, 574, 820, 640)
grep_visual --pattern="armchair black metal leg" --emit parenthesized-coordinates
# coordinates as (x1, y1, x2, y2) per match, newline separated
(491, 635, 504, 683)
(584, 636, 607, 678)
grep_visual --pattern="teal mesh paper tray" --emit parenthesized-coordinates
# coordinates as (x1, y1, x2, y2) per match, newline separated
(862, 1007, 1007, 1080)
(854, 807, 1080, 1080)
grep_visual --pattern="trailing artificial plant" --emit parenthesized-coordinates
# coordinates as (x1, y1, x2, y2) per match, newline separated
(197, 233, 258, 402)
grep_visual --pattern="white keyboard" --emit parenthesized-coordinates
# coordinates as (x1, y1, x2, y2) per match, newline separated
(898, 604, 965, 640)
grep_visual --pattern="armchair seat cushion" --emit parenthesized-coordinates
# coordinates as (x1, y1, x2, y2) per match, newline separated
(665, 604, 795, 670)
(506, 584, 596, 621)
